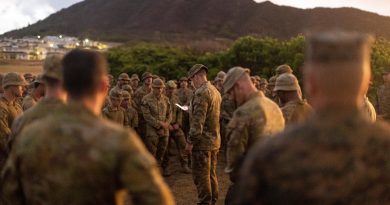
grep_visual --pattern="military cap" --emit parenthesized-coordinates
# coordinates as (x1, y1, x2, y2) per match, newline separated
(109, 89, 123, 100)
(23, 73, 33, 79)
(122, 84, 132, 94)
(223, 67, 250, 94)
(166, 80, 177, 89)
(276, 64, 293, 75)
(141, 72, 153, 81)
(306, 31, 374, 63)
(215, 71, 227, 82)
(274, 73, 300, 92)
(43, 54, 63, 80)
(3, 72, 28, 88)
(152, 78, 165, 88)
(268, 76, 277, 86)
(188, 64, 208, 79)
(122, 90, 131, 100)
(131, 74, 140, 81)
(118, 73, 131, 81)
(179, 77, 188, 82)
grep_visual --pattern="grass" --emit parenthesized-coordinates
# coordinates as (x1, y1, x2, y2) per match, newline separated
(0, 60, 43, 74)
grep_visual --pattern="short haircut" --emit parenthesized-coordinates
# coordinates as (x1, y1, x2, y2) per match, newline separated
(42, 76, 61, 88)
(62, 49, 107, 99)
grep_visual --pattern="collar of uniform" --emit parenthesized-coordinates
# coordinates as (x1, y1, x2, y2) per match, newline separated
(314, 106, 362, 122)
(66, 101, 97, 117)
(247, 91, 264, 101)
(0, 96, 15, 106)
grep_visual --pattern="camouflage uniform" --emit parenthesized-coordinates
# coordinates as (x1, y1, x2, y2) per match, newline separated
(177, 83, 193, 137)
(22, 94, 38, 111)
(188, 64, 222, 205)
(2, 102, 174, 205)
(220, 93, 236, 153)
(280, 100, 313, 125)
(162, 81, 190, 175)
(134, 73, 153, 140)
(102, 90, 126, 126)
(141, 82, 171, 165)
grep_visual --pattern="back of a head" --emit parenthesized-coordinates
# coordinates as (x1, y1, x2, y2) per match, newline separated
(304, 31, 374, 105)
(62, 49, 107, 99)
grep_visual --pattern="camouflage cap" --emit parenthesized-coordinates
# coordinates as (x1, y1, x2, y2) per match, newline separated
(131, 74, 140, 81)
(306, 31, 374, 63)
(141, 72, 153, 81)
(215, 71, 227, 82)
(122, 90, 131, 100)
(152, 78, 165, 88)
(43, 54, 63, 80)
(3, 72, 28, 88)
(109, 89, 123, 100)
(166, 80, 177, 89)
(274, 73, 300, 92)
(179, 77, 188, 82)
(118, 73, 131, 81)
(187, 64, 208, 79)
(223, 67, 250, 94)
(122, 84, 132, 93)
(268, 76, 277, 86)
(276, 64, 293, 75)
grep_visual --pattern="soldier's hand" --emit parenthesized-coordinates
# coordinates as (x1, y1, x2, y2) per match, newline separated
(160, 121, 169, 129)
(185, 143, 193, 154)
(173, 124, 180, 130)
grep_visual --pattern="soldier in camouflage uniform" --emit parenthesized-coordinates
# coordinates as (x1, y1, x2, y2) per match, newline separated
(111, 73, 132, 95)
(266, 76, 279, 103)
(274, 73, 313, 126)
(162, 80, 191, 176)
(102, 89, 126, 126)
(213, 71, 226, 93)
(177, 77, 193, 137)
(222, 67, 285, 205)
(2, 49, 174, 205)
(233, 31, 390, 205)
(10, 55, 67, 152)
(259, 78, 272, 97)
(22, 74, 45, 111)
(134, 72, 153, 141)
(121, 90, 139, 129)
(141, 78, 172, 167)
(23, 73, 35, 84)
(0, 72, 27, 170)
(185, 64, 221, 205)
(130, 74, 140, 95)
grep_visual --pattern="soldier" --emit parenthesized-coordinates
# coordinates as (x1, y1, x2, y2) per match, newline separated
(274, 73, 313, 125)
(253, 75, 262, 90)
(134, 72, 153, 140)
(10, 55, 67, 151)
(214, 71, 226, 93)
(185, 64, 221, 205)
(162, 80, 191, 176)
(131, 74, 140, 92)
(102, 89, 126, 126)
(266, 76, 278, 102)
(275, 64, 293, 76)
(2, 49, 174, 205)
(0, 72, 26, 169)
(22, 74, 45, 111)
(107, 74, 114, 89)
(259, 78, 271, 96)
(23, 73, 35, 84)
(141, 78, 171, 167)
(233, 31, 390, 204)
(223, 67, 285, 205)
(121, 90, 139, 129)
(111, 73, 132, 94)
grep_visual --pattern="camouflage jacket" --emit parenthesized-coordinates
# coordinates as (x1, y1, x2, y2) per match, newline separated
(1, 102, 175, 205)
(220, 93, 236, 121)
(10, 97, 66, 151)
(0, 97, 22, 152)
(22, 94, 38, 111)
(281, 99, 313, 126)
(134, 85, 152, 114)
(177, 87, 193, 106)
(225, 91, 284, 180)
(235, 108, 390, 205)
(141, 93, 171, 137)
(102, 105, 126, 126)
(125, 106, 139, 129)
(168, 94, 182, 126)
(189, 81, 222, 151)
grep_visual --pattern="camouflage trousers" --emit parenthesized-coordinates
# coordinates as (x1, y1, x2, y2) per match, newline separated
(220, 118, 230, 153)
(192, 150, 219, 205)
(144, 134, 169, 165)
(162, 128, 188, 169)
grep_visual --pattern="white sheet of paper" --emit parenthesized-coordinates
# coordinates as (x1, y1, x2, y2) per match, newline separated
(175, 103, 189, 111)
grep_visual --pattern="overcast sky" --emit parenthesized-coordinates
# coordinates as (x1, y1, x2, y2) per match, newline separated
(1, 0, 390, 35)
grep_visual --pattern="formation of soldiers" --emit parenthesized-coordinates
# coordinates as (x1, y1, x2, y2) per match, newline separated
(0, 30, 390, 205)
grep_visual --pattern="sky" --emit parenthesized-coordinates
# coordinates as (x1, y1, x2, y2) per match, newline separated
(0, 0, 390, 35)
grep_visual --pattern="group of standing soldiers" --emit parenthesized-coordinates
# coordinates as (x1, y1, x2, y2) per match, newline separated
(0, 30, 390, 205)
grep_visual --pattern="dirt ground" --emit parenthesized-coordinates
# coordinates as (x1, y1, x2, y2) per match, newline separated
(164, 153, 230, 205)
(0, 60, 43, 74)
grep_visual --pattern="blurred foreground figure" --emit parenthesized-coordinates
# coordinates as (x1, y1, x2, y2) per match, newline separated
(223, 67, 284, 205)
(2, 49, 174, 205)
(234, 31, 390, 204)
